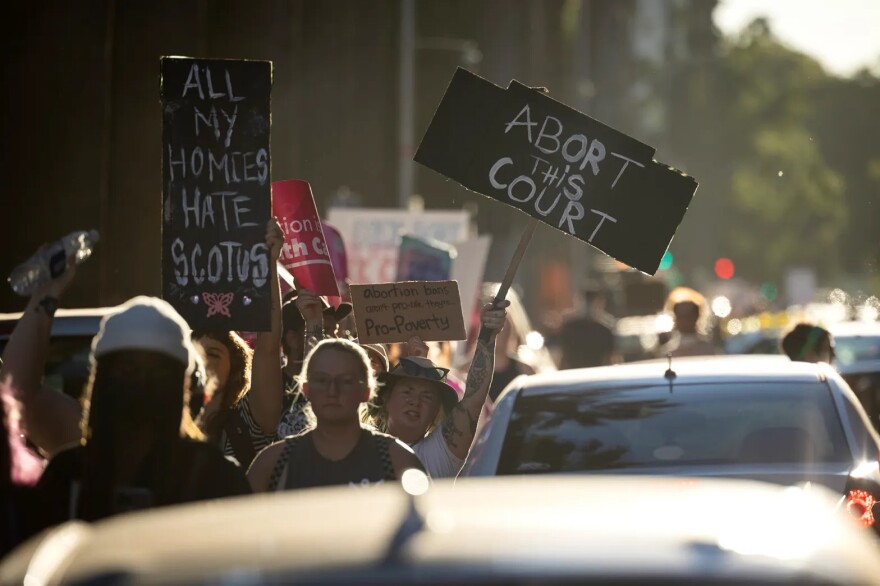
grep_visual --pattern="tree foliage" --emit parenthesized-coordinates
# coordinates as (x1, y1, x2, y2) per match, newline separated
(667, 17, 880, 287)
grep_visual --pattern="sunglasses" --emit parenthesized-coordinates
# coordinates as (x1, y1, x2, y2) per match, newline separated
(396, 357, 449, 381)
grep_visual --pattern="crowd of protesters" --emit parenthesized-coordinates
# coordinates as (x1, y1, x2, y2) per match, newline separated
(0, 218, 510, 555)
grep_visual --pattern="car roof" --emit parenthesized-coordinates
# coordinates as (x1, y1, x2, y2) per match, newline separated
(3, 475, 879, 585)
(830, 320, 880, 337)
(513, 354, 830, 396)
(0, 307, 114, 338)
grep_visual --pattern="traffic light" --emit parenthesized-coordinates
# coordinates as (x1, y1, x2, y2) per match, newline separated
(714, 257, 735, 280)
(658, 250, 673, 271)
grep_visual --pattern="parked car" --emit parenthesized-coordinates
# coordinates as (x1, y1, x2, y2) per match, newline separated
(0, 307, 111, 401)
(3, 475, 880, 585)
(462, 355, 880, 536)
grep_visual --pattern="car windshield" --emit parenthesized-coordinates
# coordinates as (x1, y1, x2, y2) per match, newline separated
(834, 334, 880, 367)
(497, 382, 851, 475)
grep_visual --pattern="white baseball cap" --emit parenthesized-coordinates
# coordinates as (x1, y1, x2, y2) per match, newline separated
(91, 296, 195, 373)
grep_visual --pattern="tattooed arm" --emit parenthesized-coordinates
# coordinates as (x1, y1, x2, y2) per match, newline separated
(441, 301, 509, 460)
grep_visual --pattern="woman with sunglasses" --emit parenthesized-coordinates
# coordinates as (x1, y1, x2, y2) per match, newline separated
(364, 301, 508, 478)
(247, 338, 424, 492)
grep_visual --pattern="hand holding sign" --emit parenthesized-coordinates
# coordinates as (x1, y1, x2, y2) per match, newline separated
(295, 288, 324, 325)
(405, 336, 430, 359)
(480, 300, 510, 337)
(266, 218, 284, 264)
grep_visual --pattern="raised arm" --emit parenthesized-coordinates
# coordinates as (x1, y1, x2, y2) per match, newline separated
(0, 258, 82, 456)
(296, 289, 325, 358)
(441, 301, 509, 460)
(247, 218, 284, 434)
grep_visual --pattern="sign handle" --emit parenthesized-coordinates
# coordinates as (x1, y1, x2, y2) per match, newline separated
(478, 217, 539, 343)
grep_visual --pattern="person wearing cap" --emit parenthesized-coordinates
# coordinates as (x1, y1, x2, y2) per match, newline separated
(276, 288, 353, 439)
(364, 301, 509, 478)
(247, 338, 424, 491)
(1, 261, 249, 528)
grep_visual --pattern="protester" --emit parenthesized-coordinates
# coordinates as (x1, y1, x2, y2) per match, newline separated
(247, 338, 424, 491)
(552, 281, 617, 370)
(3, 266, 252, 527)
(193, 331, 275, 469)
(1, 384, 44, 556)
(364, 301, 508, 478)
(781, 322, 835, 363)
(187, 220, 284, 469)
(359, 342, 390, 375)
(275, 288, 349, 438)
(656, 286, 720, 358)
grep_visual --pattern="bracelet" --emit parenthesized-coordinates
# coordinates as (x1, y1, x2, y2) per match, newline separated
(35, 296, 59, 318)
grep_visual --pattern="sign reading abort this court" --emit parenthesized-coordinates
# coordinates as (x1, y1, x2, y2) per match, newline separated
(161, 56, 272, 331)
(349, 281, 467, 344)
(415, 68, 698, 275)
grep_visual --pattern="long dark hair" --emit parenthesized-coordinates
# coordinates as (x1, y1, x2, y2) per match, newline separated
(77, 350, 197, 521)
(193, 330, 252, 441)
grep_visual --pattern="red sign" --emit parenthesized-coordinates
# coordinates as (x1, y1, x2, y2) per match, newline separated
(272, 179, 339, 297)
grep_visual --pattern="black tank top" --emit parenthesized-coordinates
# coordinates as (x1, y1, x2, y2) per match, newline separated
(268, 427, 397, 491)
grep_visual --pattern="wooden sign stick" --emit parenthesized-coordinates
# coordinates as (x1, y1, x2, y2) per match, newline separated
(478, 216, 539, 343)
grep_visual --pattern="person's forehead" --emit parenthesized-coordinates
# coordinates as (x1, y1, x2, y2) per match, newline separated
(310, 348, 360, 371)
(199, 337, 228, 353)
(395, 378, 440, 395)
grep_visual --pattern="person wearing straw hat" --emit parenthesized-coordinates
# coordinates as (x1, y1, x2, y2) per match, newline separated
(364, 301, 509, 478)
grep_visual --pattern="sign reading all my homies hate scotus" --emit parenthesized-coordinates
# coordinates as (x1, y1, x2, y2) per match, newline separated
(415, 68, 698, 275)
(161, 56, 273, 331)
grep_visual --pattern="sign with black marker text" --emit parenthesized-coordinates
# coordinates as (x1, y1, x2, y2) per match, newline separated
(414, 68, 698, 275)
(161, 56, 272, 331)
(349, 281, 466, 344)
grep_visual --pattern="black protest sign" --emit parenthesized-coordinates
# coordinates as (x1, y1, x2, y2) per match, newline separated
(161, 57, 272, 331)
(414, 68, 698, 275)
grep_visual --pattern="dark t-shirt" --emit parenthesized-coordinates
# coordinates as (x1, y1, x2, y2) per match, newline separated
(34, 439, 251, 528)
(269, 427, 399, 491)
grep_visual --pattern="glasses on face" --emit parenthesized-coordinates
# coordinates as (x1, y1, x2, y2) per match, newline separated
(307, 372, 364, 393)
(396, 358, 449, 381)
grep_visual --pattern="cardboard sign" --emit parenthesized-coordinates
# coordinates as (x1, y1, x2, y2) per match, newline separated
(396, 234, 456, 282)
(272, 179, 339, 298)
(349, 281, 466, 344)
(414, 68, 698, 275)
(326, 208, 469, 284)
(161, 56, 273, 331)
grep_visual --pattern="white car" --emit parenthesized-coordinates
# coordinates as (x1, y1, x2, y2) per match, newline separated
(3, 475, 880, 585)
(462, 355, 880, 536)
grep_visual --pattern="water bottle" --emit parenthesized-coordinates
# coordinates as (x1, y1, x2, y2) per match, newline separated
(8, 229, 100, 296)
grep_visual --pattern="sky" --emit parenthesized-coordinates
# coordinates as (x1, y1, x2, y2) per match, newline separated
(713, 0, 880, 77)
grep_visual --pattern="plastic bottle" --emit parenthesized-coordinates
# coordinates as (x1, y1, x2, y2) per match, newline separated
(8, 229, 100, 296)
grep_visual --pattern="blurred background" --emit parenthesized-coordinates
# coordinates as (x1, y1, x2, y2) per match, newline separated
(2, 0, 879, 353)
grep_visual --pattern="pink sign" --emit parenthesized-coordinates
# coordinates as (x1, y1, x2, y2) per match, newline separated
(322, 222, 349, 301)
(272, 180, 339, 297)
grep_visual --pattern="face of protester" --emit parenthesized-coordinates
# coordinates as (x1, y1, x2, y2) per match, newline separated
(198, 336, 231, 390)
(284, 328, 306, 363)
(303, 348, 369, 425)
(386, 378, 443, 441)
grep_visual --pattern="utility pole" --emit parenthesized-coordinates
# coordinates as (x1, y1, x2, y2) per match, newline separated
(398, 0, 416, 209)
